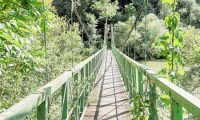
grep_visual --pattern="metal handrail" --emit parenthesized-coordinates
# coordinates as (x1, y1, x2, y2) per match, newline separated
(112, 45, 200, 119)
(0, 47, 107, 120)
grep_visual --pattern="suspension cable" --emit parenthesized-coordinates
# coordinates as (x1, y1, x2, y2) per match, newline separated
(120, 4, 144, 50)
(71, 0, 74, 67)
(134, 26, 137, 60)
(42, 0, 48, 83)
(144, 0, 148, 66)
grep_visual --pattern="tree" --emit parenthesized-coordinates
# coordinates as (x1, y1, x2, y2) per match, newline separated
(190, 4, 200, 27)
(138, 13, 166, 59)
(180, 26, 200, 93)
(156, 0, 184, 84)
(93, 0, 119, 44)
(0, 0, 44, 111)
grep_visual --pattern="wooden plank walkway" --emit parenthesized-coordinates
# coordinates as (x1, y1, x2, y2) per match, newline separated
(83, 50, 131, 120)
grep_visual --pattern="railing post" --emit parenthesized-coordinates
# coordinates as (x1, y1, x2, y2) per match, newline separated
(125, 59, 129, 91)
(149, 82, 158, 120)
(132, 66, 136, 92)
(37, 98, 49, 120)
(61, 82, 68, 120)
(89, 61, 92, 88)
(74, 105, 79, 120)
(171, 98, 183, 120)
(80, 68, 85, 113)
(123, 57, 127, 88)
(85, 63, 89, 93)
(95, 55, 97, 75)
(73, 73, 79, 120)
(138, 70, 143, 94)
(127, 62, 132, 98)
(89, 61, 91, 77)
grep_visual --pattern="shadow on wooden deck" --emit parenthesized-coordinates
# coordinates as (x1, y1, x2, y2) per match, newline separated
(83, 50, 131, 120)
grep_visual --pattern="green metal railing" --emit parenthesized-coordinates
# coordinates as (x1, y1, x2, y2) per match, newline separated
(112, 45, 200, 119)
(0, 47, 106, 120)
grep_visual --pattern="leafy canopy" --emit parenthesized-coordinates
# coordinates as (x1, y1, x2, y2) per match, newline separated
(92, 0, 119, 19)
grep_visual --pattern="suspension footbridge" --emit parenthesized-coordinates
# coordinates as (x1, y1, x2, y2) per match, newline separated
(0, 45, 200, 120)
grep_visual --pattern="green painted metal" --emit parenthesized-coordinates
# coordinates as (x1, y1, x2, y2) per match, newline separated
(111, 45, 200, 119)
(133, 67, 136, 92)
(61, 82, 68, 119)
(171, 98, 183, 120)
(0, 47, 106, 120)
(148, 83, 158, 120)
(128, 62, 132, 98)
(138, 70, 143, 94)
(80, 68, 84, 112)
(3, 43, 200, 119)
(37, 98, 49, 120)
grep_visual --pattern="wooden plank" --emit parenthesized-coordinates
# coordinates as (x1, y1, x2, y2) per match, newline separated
(83, 50, 131, 120)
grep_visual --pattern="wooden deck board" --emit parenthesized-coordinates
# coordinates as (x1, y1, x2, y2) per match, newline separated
(83, 50, 131, 120)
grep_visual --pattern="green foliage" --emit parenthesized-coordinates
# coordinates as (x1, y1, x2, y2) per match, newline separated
(114, 16, 142, 57)
(179, 26, 200, 93)
(190, 4, 200, 26)
(92, 0, 119, 19)
(114, 13, 165, 59)
(86, 13, 101, 47)
(162, 0, 174, 5)
(138, 13, 166, 59)
(159, 3, 173, 18)
(0, 1, 87, 113)
(125, 3, 136, 16)
(130, 92, 149, 120)
(132, 0, 145, 5)
(177, 0, 195, 23)
(114, 16, 139, 45)
(160, 94, 171, 106)
(156, 1, 184, 83)
(47, 18, 83, 80)
(0, 0, 45, 112)
(52, 0, 71, 17)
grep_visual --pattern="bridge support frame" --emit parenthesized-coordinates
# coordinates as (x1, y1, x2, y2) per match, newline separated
(171, 98, 183, 120)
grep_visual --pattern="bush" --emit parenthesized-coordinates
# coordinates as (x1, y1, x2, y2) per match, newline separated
(113, 13, 166, 60)
(190, 4, 200, 27)
(137, 13, 166, 59)
(179, 26, 200, 93)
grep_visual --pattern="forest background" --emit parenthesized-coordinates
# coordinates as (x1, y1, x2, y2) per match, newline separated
(0, 0, 200, 117)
